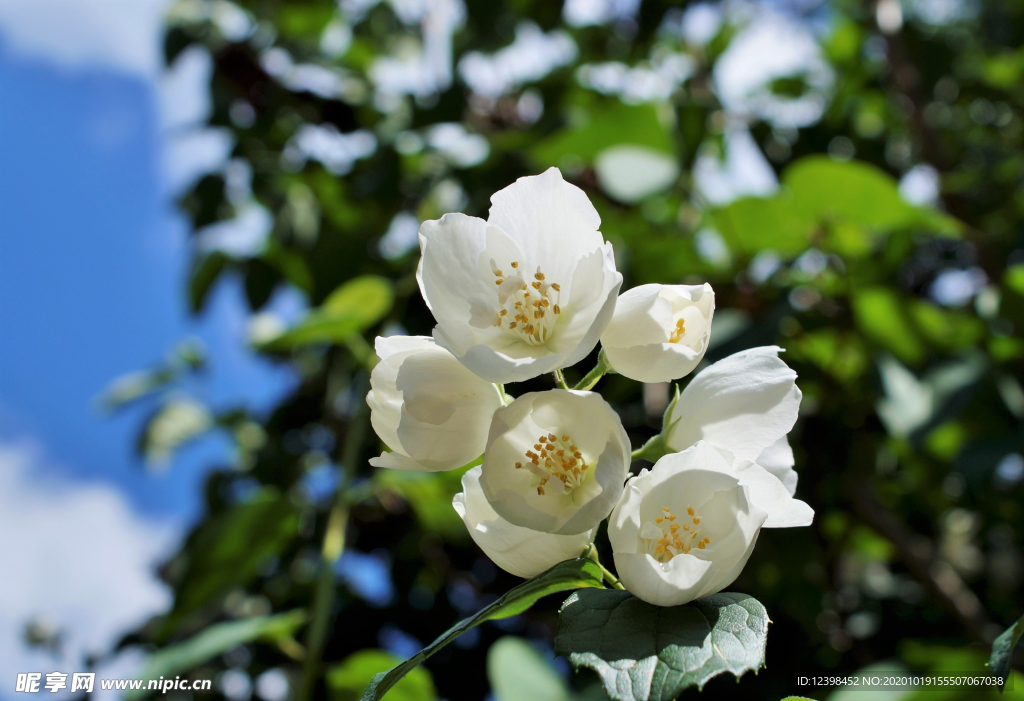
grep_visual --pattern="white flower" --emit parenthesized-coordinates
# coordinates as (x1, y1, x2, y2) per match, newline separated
(417, 167, 622, 383)
(665, 346, 812, 527)
(609, 442, 768, 607)
(601, 283, 715, 383)
(453, 466, 593, 578)
(478, 389, 631, 535)
(366, 336, 503, 472)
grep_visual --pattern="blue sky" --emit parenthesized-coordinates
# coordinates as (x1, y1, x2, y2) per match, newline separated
(0, 37, 293, 522)
(0, 18, 296, 692)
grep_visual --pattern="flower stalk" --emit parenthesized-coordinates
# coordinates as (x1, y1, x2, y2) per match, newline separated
(584, 544, 626, 590)
(573, 348, 613, 391)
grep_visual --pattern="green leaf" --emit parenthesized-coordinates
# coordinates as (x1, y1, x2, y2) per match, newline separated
(264, 241, 314, 295)
(127, 610, 306, 700)
(784, 156, 959, 234)
(554, 589, 769, 701)
(990, 614, 1024, 689)
(375, 463, 477, 540)
(711, 195, 813, 255)
(531, 101, 674, 166)
(188, 251, 230, 314)
(852, 287, 926, 364)
(163, 490, 300, 634)
(329, 650, 436, 701)
(259, 275, 394, 351)
(488, 636, 571, 701)
(359, 558, 605, 701)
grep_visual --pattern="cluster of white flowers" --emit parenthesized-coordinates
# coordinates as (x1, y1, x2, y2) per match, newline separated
(366, 168, 813, 607)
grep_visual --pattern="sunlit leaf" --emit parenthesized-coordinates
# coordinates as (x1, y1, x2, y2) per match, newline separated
(488, 636, 570, 701)
(711, 195, 813, 255)
(784, 156, 959, 234)
(594, 145, 679, 204)
(852, 288, 926, 364)
(329, 650, 436, 701)
(259, 275, 393, 351)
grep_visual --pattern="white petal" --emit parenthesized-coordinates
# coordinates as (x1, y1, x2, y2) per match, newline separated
(369, 450, 439, 472)
(367, 335, 502, 472)
(600, 284, 670, 347)
(416, 213, 492, 354)
(601, 283, 714, 383)
(487, 167, 604, 280)
(604, 342, 704, 385)
(479, 390, 631, 535)
(454, 467, 593, 578)
(733, 459, 814, 528)
(375, 334, 436, 360)
(667, 346, 801, 462)
(607, 441, 768, 606)
(756, 436, 798, 496)
(613, 551, 714, 607)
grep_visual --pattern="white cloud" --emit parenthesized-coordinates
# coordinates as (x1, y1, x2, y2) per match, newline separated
(0, 0, 170, 77)
(0, 0, 233, 196)
(0, 440, 175, 692)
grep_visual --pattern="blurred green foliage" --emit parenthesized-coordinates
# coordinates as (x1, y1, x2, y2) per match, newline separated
(105, 0, 1024, 698)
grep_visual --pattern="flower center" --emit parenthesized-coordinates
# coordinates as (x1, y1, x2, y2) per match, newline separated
(668, 318, 686, 343)
(514, 432, 589, 496)
(490, 260, 562, 346)
(641, 505, 711, 563)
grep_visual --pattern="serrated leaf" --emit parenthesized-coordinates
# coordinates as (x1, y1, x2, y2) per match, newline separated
(990, 614, 1024, 689)
(359, 558, 605, 701)
(162, 490, 300, 635)
(127, 610, 305, 700)
(554, 589, 769, 701)
(259, 275, 393, 351)
(329, 650, 436, 701)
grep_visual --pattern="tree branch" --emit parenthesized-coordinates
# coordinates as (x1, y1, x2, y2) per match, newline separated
(849, 482, 988, 641)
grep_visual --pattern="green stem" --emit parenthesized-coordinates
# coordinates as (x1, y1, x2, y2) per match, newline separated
(553, 369, 569, 390)
(297, 373, 369, 701)
(573, 349, 612, 391)
(583, 544, 626, 591)
(631, 433, 670, 463)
